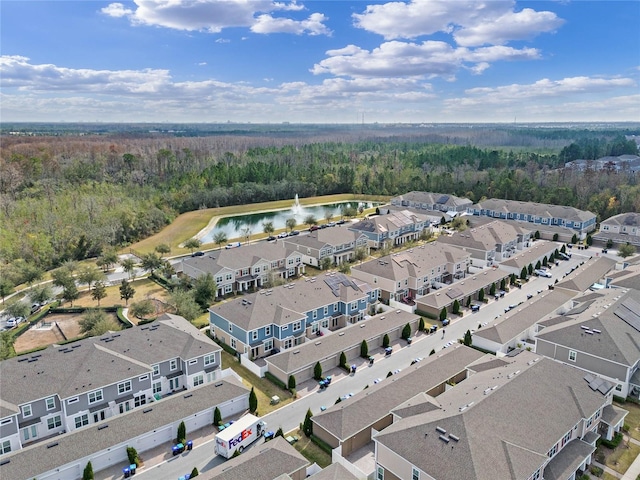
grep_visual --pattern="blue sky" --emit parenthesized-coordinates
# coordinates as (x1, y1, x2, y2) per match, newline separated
(1, 0, 639, 123)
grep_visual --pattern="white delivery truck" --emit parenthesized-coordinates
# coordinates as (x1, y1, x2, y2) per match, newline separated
(215, 414, 266, 458)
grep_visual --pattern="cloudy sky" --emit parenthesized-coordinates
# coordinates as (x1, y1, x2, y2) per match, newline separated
(1, 0, 639, 123)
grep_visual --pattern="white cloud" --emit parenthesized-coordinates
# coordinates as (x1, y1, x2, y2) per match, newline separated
(100, 2, 133, 18)
(101, 0, 330, 36)
(312, 41, 540, 79)
(197, 62, 207, 66)
(215, 38, 230, 43)
(251, 12, 330, 35)
(353, 0, 563, 46)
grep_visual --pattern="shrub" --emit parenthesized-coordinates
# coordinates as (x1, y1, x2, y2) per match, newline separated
(401, 323, 411, 340)
(429, 349, 436, 356)
(275, 427, 284, 438)
(452, 300, 460, 315)
(127, 447, 140, 467)
(439, 307, 447, 321)
(382, 334, 390, 348)
(177, 421, 186, 445)
(599, 432, 623, 449)
(82, 461, 94, 480)
(303, 408, 313, 437)
(589, 466, 603, 477)
(478, 289, 485, 302)
(264, 371, 287, 390)
(314, 361, 323, 381)
(213, 407, 222, 426)
(418, 317, 425, 332)
(249, 387, 258, 413)
(288, 375, 296, 390)
(360, 340, 369, 358)
(310, 434, 333, 455)
(190, 467, 199, 478)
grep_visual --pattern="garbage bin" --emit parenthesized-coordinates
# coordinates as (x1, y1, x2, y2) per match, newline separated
(129, 464, 136, 475)
(407, 337, 413, 344)
(187, 440, 193, 451)
(123, 467, 130, 478)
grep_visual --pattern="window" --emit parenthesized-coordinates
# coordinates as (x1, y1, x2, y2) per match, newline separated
(67, 397, 79, 404)
(0, 419, 11, 426)
(119, 401, 131, 414)
(88, 389, 103, 404)
(75, 414, 89, 429)
(0, 440, 10, 455)
(231, 338, 237, 349)
(312, 310, 317, 319)
(252, 330, 258, 341)
(412, 467, 420, 480)
(568, 350, 577, 362)
(323, 306, 328, 316)
(548, 442, 558, 458)
(530, 469, 541, 480)
(265, 326, 271, 336)
(264, 339, 273, 352)
(228, 322, 233, 332)
(170, 359, 178, 371)
(188, 359, 197, 365)
(194, 374, 204, 386)
(216, 275, 223, 283)
(561, 430, 572, 447)
(153, 382, 162, 394)
(204, 354, 215, 366)
(47, 416, 62, 430)
(350, 302, 357, 310)
(283, 338, 292, 349)
(376, 466, 384, 480)
(615, 384, 623, 392)
(46, 397, 56, 411)
(21, 405, 32, 418)
(139, 374, 149, 381)
(333, 302, 338, 311)
(22, 425, 38, 441)
(118, 380, 132, 395)
(134, 395, 146, 408)
(152, 364, 160, 376)
(293, 321, 301, 331)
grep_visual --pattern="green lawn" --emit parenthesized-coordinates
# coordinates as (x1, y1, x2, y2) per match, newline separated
(605, 441, 640, 474)
(220, 350, 295, 416)
(616, 401, 640, 442)
(288, 429, 332, 468)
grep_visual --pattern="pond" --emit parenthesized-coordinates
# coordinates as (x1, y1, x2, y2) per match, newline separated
(199, 199, 380, 244)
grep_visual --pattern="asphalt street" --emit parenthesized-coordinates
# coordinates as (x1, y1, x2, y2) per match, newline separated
(133, 250, 592, 479)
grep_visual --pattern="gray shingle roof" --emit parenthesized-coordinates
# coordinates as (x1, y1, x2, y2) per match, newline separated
(499, 241, 559, 270)
(554, 257, 616, 293)
(209, 273, 372, 331)
(535, 288, 640, 367)
(601, 212, 640, 228)
(473, 289, 574, 344)
(199, 437, 308, 480)
(307, 462, 361, 480)
(375, 353, 610, 480)
(392, 192, 472, 209)
(472, 199, 596, 223)
(266, 310, 419, 374)
(349, 210, 429, 235)
(0, 314, 220, 405)
(311, 345, 484, 441)
(0, 377, 249, 480)
(543, 439, 596, 480)
(437, 220, 530, 251)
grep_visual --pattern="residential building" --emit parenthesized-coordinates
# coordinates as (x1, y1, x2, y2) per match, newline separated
(311, 345, 485, 458)
(198, 437, 309, 480)
(437, 220, 532, 267)
(349, 242, 471, 303)
(209, 273, 379, 359)
(497, 241, 560, 276)
(374, 351, 625, 480)
(565, 154, 640, 173)
(535, 287, 640, 398)
(181, 242, 305, 297)
(390, 191, 472, 214)
(594, 212, 640, 247)
(414, 268, 509, 318)
(281, 226, 369, 267)
(266, 310, 420, 384)
(0, 314, 222, 456)
(467, 199, 597, 237)
(348, 210, 431, 249)
(553, 257, 616, 295)
(0, 377, 249, 480)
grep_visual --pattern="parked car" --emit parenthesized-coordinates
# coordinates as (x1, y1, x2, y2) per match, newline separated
(266, 236, 276, 242)
(277, 232, 288, 239)
(534, 269, 552, 278)
(289, 230, 300, 236)
(6, 317, 18, 328)
(471, 304, 480, 313)
(191, 251, 205, 257)
(31, 303, 41, 314)
(309, 225, 320, 232)
(441, 318, 450, 327)
(225, 242, 241, 249)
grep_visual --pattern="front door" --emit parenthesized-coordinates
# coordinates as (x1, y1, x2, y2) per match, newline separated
(170, 377, 180, 391)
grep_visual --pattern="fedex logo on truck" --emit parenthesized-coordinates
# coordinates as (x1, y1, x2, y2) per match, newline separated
(228, 428, 252, 448)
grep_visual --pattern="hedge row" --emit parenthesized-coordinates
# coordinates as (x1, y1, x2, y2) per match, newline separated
(599, 432, 623, 449)
(310, 434, 333, 455)
(264, 372, 287, 390)
(213, 338, 239, 357)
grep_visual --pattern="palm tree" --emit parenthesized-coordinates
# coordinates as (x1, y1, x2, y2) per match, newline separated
(324, 210, 333, 225)
(241, 227, 251, 244)
(120, 258, 137, 280)
(213, 232, 228, 250)
(286, 218, 297, 233)
(263, 221, 275, 237)
(183, 238, 202, 254)
(304, 214, 317, 229)
(155, 243, 171, 257)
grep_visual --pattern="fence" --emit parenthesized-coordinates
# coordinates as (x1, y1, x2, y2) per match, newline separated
(240, 353, 268, 378)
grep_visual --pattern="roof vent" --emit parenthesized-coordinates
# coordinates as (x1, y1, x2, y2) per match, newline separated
(47, 442, 59, 449)
(143, 408, 153, 413)
(436, 426, 447, 434)
(293, 350, 300, 354)
(98, 424, 109, 431)
(449, 434, 460, 442)
(439, 435, 450, 444)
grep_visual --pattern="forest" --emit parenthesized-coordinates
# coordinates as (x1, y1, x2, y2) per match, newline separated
(1, 123, 638, 288)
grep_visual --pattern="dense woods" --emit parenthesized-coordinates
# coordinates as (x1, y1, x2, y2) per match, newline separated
(1, 124, 638, 286)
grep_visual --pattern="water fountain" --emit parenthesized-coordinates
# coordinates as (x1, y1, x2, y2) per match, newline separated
(292, 194, 303, 215)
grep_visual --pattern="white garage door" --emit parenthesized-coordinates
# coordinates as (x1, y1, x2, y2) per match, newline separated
(135, 425, 172, 453)
(185, 408, 212, 433)
(91, 445, 127, 472)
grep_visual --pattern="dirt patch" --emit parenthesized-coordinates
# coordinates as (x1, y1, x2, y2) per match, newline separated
(13, 312, 118, 353)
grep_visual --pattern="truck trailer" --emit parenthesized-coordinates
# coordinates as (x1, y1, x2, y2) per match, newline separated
(215, 414, 266, 459)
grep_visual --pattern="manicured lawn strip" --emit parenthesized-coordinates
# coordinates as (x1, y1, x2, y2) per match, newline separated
(128, 194, 389, 255)
(73, 277, 169, 309)
(616, 401, 640, 442)
(605, 441, 640, 474)
(220, 350, 294, 416)
(602, 473, 618, 480)
(288, 429, 332, 468)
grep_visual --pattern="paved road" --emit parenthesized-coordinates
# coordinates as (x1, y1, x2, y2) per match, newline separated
(133, 250, 592, 479)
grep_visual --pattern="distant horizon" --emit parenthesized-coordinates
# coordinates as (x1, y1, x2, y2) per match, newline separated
(1, 1, 638, 123)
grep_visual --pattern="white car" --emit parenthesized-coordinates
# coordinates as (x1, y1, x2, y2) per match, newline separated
(6, 317, 23, 328)
(277, 232, 288, 239)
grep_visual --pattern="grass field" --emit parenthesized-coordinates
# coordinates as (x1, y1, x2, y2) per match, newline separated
(288, 429, 332, 468)
(220, 350, 295, 416)
(128, 194, 389, 256)
(73, 278, 170, 309)
(617, 401, 640, 442)
(605, 441, 640, 474)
